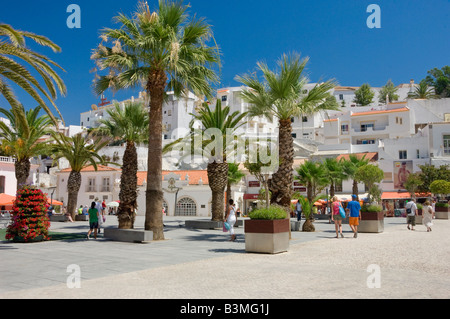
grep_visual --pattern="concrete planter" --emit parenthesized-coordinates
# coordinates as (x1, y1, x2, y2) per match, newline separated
(244, 219, 289, 254)
(104, 227, 153, 243)
(75, 215, 89, 221)
(49, 215, 68, 222)
(358, 211, 384, 233)
(416, 209, 423, 224)
(435, 206, 449, 220)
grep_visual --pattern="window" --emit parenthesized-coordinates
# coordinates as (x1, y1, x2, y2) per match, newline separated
(168, 109, 172, 116)
(444, 135, 450, 155)
(175, 197, 197, 216)
(361, 123, 374, 132)
(417, 149, 420, 159)
(341, 124, 349, 134)
(87, 178, 96, 192)
(399, 150, 407, 160)
(339, 94, 344, 100)
(221, 95, 227, 102)
(291, 133, 297, 138)
(356, 139, 375, 145)
(102, 178, 110, 192)
(302, 116, 308, 122)
(0, 176, 4, 194)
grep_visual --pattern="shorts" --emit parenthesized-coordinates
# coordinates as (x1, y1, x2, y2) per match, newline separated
(333, 214, 343, 221)
(89, 222, 99, 230)
(349, 217, 359, 226)
(407, 215, 416, 226)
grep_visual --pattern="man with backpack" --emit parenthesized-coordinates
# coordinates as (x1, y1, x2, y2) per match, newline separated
(405, 199, 418, 231)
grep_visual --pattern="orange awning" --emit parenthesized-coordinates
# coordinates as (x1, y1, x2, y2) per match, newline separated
(0, 193, 63, 207)
(381, 192, 411, 200)
(0, 193, 15, 207)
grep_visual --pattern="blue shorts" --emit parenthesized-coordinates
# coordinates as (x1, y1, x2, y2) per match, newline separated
(89, 222, 99, 230)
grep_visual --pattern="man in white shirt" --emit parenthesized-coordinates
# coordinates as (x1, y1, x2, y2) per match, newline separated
(405, 199, 418, 230)
(295, 200, 302, 222)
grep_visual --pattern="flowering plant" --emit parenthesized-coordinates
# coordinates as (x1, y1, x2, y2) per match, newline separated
(6, 185, 50, 242)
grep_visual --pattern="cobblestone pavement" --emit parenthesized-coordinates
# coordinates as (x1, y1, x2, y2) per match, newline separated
(1, 215, 449, 299)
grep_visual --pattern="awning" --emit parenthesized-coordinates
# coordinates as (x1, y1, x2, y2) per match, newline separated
(0, 193, 63, 207)
(381, 192, 411, 200)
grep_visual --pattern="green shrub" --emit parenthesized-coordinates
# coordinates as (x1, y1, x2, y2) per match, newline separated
(435, 202, 449, 208)
(361, 204, 382, 213)
(416, 203, 423, 209)
(249, 205, 287, 220)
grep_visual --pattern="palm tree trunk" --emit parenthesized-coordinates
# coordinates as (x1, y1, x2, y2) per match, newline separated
(118, 141, 138, 229)
(145, 70, 167, 240)
(207, 161, 228, 221)
(270, 119, 293, 208)
(352, 180, 359, 199)
(15, 158, 30, 191)
(67, 170, 81, 219)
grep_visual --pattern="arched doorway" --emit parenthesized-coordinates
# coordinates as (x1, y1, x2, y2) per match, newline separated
(175, 197, 197, 216)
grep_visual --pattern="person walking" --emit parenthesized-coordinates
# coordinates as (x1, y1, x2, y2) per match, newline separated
(346, 195, 361, 238)
(405, 199, 418, 230)
(295, 199, 302, 222)
(224, 199, 237, 241)
(86, 202, 99, 240)
(95, 198, 104, 233)
(331, 196, 344, 238)
(422, 200, 435, 232)
(63, 206, 74, 223)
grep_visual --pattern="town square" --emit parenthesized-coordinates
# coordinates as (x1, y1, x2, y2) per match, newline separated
(0, 0, 449, 305)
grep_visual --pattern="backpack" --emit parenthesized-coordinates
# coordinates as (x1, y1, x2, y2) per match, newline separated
(339, 203, 346, 218)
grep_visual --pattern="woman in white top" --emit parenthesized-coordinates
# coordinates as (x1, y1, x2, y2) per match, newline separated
(422, 200, 435, 232)
(224, 199, 237, 241)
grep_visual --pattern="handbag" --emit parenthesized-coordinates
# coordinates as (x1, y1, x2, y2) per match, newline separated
(339, 204, 346, 218)
(224, 222, 231, 230)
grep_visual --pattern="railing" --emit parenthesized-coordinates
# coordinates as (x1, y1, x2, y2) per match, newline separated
(0, 156, 16, 163)
(86, 186, 97, 192)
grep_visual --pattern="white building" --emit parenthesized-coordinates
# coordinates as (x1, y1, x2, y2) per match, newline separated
(318, 97, 450, 197)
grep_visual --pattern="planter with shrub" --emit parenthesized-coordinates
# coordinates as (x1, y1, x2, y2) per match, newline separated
(244, 205, 289, 254)
(359, 204, 384, 233)
(434, 202, 449, 220)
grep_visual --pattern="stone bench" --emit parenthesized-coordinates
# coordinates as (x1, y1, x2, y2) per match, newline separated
(50, 215, 68, 222)
(185, 219, 245, 230)
(104, 228, 153, 243)
(75, 215, 89, 221)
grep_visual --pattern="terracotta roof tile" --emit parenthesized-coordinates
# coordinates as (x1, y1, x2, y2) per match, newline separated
(59, 165, 121, 173)
(137, 170, 209, 186)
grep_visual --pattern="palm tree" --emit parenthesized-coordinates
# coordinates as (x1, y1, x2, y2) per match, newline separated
(0, 105, 52, 189)
(164, 100, 247, 221)
(295, 160, 328, 205)
(94, 101, 149, 229)
(92, 1, 220, 240)
(226, 163, 245, 213)
(409, 80, 436, 99)
(295, 160, 328, 231)
(237, 53, 338, 209)
(322, 158, 345, 198)
(49, 133, 108, 219)
(379, 80, 399, 104)
(340, 154, 370, 199)
(0, 24, 66, 124)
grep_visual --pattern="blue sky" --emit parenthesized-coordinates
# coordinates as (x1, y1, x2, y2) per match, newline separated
(1, 0, 449, 125)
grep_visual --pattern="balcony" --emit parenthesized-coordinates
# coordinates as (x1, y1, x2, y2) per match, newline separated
(351, 125, 389, 135)
(86, 186, 97, 192)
